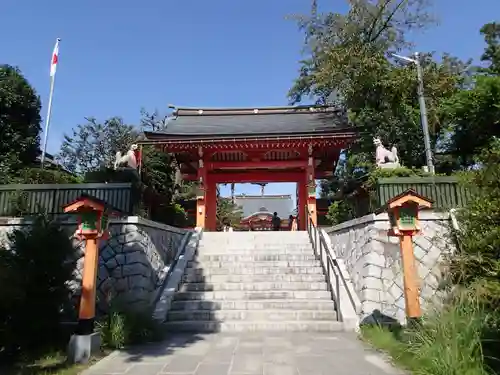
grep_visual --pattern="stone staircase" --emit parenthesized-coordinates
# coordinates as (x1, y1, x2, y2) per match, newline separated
(164, 231, 342, 332)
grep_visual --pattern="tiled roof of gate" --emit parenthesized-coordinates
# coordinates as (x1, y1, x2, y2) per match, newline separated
(144, 105, 350, 139)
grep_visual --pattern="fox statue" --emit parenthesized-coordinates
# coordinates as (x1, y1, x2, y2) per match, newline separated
(373, 137, 399, 166)
(114, 144, 139, 170)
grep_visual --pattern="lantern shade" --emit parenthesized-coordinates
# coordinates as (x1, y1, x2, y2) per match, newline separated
(385, 189, 432, 236)
(398, 203, 418, 230)
(386, 189, 432, 211)
(63, 194, 122, 239)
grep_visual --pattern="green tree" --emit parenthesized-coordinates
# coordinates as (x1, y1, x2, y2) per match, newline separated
(289, 0, 435, 105)
(290, 0, 469, 198)
(216, 196, 243, 231)
(0, 215, 77, 359)
(58, 111, 191, 226)
(0, 65, 42, 180)
(439, 22, 500, 168)
(479, 22, 500, 75)
(451, 138, 500, 307)
(57, 117, 138, 174)
(139, 109, 198, 202)
(441, 75, 500, 168)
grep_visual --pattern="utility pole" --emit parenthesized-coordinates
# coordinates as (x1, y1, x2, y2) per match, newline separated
(414, 53, 434, 174)
(392, 52, 435, 174)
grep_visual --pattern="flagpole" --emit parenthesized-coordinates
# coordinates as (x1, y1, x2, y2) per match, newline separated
(41, 74, 56, 167)
(41, 37, 60, 168)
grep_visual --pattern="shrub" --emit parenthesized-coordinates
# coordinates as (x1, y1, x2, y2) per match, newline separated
(326, 200, 353, 225)
(0, 215, 77, 360)
(16, 167, 82, 184)
(450, 139, 500, 308)
(326, 166, 434, 225)
(362, 288, 499, 375)
(97, 302, 165, 350)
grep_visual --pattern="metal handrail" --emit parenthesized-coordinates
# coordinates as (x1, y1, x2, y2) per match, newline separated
(151, 231, 193, 310)
(305, 207, 342, 321)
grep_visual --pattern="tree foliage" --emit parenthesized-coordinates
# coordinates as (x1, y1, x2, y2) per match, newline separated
(0, 65, 42, 180)
(216, 197, 243, 231)
(441, 75, 500, 168)
(56, 110, 191, 226)
(290, 0, 475, 208)
(139, 109, 177, 201)
(57, 117, 138, 174)
(479, 22, 500, 75)
(450, 139, 500, 307)
(0, 216, 77, 360)
(291, 0, 469, 186)
(289, 0, 435, 104)
(139, 109, 198, 202)
(16, 167, 82, 184)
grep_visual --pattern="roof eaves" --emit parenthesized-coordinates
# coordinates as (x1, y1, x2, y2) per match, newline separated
(169, 104, 343, 117)
(142, 130, 357, 143)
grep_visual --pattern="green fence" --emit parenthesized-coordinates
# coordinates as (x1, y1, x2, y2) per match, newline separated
(0, 183, 135, 216)
(375, 176, 472, 210)
(337, 176, 474, 219)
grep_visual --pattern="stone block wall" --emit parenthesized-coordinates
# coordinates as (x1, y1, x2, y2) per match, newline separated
(326, 211, 454, 324)
(0, 216, 191, 314)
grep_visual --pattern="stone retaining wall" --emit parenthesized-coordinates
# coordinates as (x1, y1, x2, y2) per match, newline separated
(0, 216, 191, 314)
(326, 211, 455, 324)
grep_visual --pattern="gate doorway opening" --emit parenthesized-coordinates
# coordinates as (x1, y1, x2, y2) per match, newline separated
(217, 182, 297, 231)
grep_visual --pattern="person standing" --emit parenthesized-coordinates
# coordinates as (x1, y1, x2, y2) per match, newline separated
(288, 215, 298, 231)
(272, 212, 281, 231)
(222, 218, 233, 232)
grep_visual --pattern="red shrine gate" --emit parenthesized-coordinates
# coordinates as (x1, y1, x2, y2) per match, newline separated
(141, 105, 356, 231)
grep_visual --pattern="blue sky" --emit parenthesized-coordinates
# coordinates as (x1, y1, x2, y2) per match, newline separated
(2, 0, 499, 200)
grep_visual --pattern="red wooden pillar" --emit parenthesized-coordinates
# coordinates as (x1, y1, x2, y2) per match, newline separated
(297, 174, 307, 231)
(306, 145, 318, 226)
(205, 176, 217, 231)
(196, 147, 206, 229)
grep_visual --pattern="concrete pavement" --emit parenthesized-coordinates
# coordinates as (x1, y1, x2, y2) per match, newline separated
(82, 332, 402, 375)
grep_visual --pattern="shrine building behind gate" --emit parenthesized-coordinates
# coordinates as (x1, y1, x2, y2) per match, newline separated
(235, 194, 294, 231)
(141, 105, 356, 231)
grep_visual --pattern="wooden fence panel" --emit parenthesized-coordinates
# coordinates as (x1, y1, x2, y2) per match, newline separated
(0, 183, 134, 216)
(376, 177, 470, 210)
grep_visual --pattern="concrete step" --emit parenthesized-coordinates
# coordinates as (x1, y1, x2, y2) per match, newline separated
(199, 242, 312, 249)
(201, 232, 309, 239)
(170, 299, 336, 311)
(166, 309, 338, 322)
(188, 260, 321, 268)
(184, 266, 324, 275)
(179, 281, 328, 292)
(195, 254, 318, 262)
(197, 248, 314, 255)
(182, 273, 326, 283)
(163, 320, 344, 332)
(173, 290, 332, 301)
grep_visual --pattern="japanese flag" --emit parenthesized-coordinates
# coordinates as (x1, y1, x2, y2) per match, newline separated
(50, 38, 61, 77)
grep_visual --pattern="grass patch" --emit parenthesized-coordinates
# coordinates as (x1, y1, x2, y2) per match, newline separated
(360, 291, 500, 375)
(361, 325, 418, 370)
(0, 302, 166, 375)
(0, 350, 110, 375)
(97, 303, 166, 350)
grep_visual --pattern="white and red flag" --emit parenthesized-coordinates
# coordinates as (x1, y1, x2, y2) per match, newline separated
(50, 38, 61, 77)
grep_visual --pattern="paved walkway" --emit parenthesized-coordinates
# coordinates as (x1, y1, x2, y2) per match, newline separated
(83, 332, 402, 375)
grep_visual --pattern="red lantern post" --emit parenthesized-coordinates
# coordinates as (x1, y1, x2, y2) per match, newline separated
(63, 195, 120, 363)
(386, 189, 432, 324)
